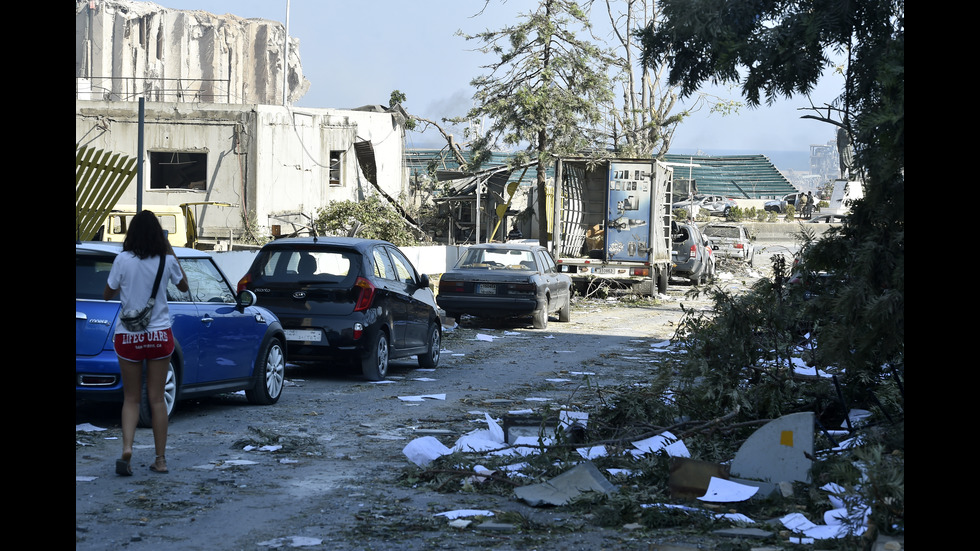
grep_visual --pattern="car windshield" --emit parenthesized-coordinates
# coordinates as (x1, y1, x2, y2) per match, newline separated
(255, 248, 357, 284)
(702, 226, 740, 238)
(455, 248, 537, 270)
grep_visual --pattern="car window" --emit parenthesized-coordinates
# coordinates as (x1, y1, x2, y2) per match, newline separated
(535, 251, 555, 273)
(703, 226, 740, 239)
(386, 247, 417, 284)
(179, 257, 234, 303)
(372, 247, 397, 281)
(255, 248, 355, 283)
(457, 248, 536, 269)
(76, 252, 114, 300)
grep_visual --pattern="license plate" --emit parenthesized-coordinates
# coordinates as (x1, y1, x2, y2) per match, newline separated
(285, 329, 322, 342)
(477, 284, 496, 295)
(594, 267, 620, 274)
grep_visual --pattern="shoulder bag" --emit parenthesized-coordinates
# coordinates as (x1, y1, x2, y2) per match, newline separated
(119, 256, 166, 332)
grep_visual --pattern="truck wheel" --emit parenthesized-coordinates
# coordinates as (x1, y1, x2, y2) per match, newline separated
(657, 267, 669, 294)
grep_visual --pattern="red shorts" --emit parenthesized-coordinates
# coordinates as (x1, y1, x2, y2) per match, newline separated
(113, 329, 175, 362)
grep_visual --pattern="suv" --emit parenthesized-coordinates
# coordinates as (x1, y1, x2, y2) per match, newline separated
(702, 223, 755, 264)
(670, 222, 715, 284)
(237, 237, 442, 380)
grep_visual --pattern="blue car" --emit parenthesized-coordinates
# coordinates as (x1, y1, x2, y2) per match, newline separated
(76, 242, 287, 426)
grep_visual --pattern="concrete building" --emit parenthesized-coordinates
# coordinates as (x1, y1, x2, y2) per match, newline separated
(75, 1, 409, 246)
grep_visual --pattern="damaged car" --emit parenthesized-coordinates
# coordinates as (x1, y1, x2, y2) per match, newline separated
(437, 243, 572, 330)
(702, 223, 756, 264)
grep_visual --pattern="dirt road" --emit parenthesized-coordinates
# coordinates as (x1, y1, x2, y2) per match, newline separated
(76, 261, 769, 550)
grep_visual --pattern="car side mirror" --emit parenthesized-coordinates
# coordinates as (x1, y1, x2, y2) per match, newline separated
(419, 273, 431, 289)
(237, 289, 257, 312)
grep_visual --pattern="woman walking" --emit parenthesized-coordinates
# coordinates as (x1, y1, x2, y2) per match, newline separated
(103, 211, 188, 475)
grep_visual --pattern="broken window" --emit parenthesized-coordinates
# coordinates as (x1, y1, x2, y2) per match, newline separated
(149, 151, 207, 190)
(329, 151, 343, 186)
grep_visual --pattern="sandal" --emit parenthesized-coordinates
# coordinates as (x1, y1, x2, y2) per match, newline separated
(149, 455, 169, 474)
(115, 451, 133, 476)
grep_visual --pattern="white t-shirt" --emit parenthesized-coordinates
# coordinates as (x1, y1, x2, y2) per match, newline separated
(107, 252, 185, 335)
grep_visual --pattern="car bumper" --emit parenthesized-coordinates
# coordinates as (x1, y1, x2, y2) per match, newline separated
(76, 350, 124, 400)
(278, 311, 381, 360)
(438, 294, 540, 317)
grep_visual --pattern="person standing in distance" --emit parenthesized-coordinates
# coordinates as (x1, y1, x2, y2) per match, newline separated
(103, 210, 188, 475)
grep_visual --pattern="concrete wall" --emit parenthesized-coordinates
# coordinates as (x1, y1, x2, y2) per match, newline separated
(76, 101, 406, 242)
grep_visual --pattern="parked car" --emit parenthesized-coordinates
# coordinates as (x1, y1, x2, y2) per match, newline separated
(674, 195, 738, 217)
(237, 237, 441, 380)
(76, 242, 287, 426)
(807, 213, 848, 224)
(670, 222, 715, 284)
(702, 223, 755, 264)
(764, 192, 802, 213)
(437, 243, 572, 330)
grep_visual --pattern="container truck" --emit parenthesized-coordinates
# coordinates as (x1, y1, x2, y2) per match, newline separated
(551, 157, 673, 295)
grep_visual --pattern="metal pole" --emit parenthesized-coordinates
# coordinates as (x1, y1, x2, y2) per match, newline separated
(282, 0, 290, 106)
(137, 97, 144, 212)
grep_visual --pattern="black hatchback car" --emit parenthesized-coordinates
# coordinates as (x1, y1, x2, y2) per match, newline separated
(237, 237, 441, 380)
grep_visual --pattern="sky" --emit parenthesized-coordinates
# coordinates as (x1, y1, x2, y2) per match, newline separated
(153, 0, 845, 171)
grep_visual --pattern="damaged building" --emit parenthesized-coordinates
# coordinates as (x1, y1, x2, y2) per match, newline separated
(75, 0, 409, 246)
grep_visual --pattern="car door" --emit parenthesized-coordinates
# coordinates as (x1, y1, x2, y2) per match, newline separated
(370, 246, 407, 349)
(174, 256, 262, 384)
(386, 246, 431, 349)
(534, 249, 563, 308)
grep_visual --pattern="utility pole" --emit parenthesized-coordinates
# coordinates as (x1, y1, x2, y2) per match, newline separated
(282, 0, 290, 106)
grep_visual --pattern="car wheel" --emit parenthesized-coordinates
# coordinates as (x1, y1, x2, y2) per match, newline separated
(558, 295, 571, 322)
(246, 337, 285, 405)
(361, 329, 390, 381)
(418, 323, 441, 368)
(138, 356, 178, 428)
(532, 304, 549, 330)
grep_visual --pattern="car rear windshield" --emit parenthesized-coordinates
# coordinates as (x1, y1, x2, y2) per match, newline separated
(253, 248, 360, 285)
(703, 227, 740, 238)
(76, 252, 114, 300)
(455, 248, 538, 270)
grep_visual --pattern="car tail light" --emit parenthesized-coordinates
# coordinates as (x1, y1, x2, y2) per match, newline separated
(631, 267, 650, 277)
(353, 322, 364, 340)
(734, 243, 744, 249)
(237, 272, 252, 293)
(507, 282, 536, 294)
(690, 245, 697, 256)
(439, 279, 464, 293)
(353, 277, 376, 312)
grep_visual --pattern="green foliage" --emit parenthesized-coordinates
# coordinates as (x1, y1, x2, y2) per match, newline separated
(784, 205, 796, 221)
(725, 206, 745, 222)
(457, 0, 615, 243)
(313, 196, 417, 247)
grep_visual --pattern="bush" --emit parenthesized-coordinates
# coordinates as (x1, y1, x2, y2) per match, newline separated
(313, 196, 419, 246)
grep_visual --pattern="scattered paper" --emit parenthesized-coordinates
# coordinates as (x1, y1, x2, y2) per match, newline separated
(631, 431, 690, 458)
(76, 423, 107, 432)
(697, 476, 759, 502)
(369, 380, 397, 384)
(434, 509, 494, 519)
(476, 333, 496, 342)
(257, 536, 323, 547)
(576, 445, 607, 460)
(403, 436, 451, 466)
(76, 476, 98, 482)
(398, 394, 447, 402)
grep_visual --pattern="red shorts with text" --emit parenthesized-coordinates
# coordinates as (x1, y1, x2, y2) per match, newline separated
(113, 328, 175, 362)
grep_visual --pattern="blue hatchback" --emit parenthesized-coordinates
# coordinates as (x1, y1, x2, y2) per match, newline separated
(76, 242, 287, 426)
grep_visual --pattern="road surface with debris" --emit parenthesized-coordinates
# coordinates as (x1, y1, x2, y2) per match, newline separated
(76, 261, 776, 550)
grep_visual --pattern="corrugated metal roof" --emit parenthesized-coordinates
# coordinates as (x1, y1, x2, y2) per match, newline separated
(406, 150, 797, 199)
(662, 154, 796, 199)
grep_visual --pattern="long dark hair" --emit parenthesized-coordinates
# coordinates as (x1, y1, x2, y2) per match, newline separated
(123, 210, 170, 259)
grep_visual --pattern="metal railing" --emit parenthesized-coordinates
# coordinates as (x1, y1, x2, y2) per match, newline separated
(75, 76, 233, 103)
